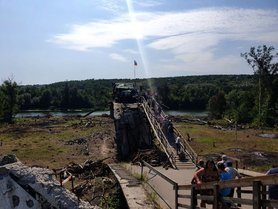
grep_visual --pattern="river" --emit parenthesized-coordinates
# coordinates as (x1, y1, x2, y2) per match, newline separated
(16, 110, 208, 118)
(16, 110, 110, 118)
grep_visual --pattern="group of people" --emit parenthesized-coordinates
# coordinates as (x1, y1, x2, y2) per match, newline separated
(191, 155, 241, 208)
(192, 156, 278, 209)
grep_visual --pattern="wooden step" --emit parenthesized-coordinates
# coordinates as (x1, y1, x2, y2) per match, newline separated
(174, 158, 196, 170)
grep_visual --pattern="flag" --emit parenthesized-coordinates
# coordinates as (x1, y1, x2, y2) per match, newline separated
(134, 60, 137, 66)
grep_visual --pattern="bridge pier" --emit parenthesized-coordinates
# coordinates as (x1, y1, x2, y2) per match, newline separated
(112, 102, 153, 160)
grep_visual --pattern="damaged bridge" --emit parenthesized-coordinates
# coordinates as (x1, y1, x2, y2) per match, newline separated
(111, 83, 196, 169)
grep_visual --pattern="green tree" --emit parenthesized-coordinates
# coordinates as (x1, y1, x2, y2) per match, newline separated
(0, 79, 18, 123)
(241, 45, 278, 127)
(208, 92, 226, 119)
(40, 89, 52, 109)
(18, 92, 32, 109)
(226, 89, 255, 123)
(61, 82, 70, 109)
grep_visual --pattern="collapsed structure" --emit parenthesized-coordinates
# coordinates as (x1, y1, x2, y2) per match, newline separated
(111, 83, 154, 160)
(0, 155, 100, 209)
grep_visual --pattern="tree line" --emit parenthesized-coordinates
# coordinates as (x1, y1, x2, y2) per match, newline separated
(1, 45, 277, 127)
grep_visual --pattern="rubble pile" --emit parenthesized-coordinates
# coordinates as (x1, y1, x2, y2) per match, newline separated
(132, 148, 169, 167)
(1, 155, 99, 209)
(55, 158, 124, 208)
(60, 158, 110, 179)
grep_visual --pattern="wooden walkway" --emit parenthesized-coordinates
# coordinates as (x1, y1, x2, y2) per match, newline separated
(141, 97, 196, 170)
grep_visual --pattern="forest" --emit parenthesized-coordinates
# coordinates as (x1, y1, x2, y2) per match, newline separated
(0, 45, 277, 127)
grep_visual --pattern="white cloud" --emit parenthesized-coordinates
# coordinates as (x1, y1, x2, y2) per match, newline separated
(156, 55, 248, 76)
(51, 8, 278, 51)
(94, 0, 126, 14)
(124, 48, 139, 54)
(49, 7, 278, 75)
(110, 53, 128, 62)
(134, 0, 163, 8)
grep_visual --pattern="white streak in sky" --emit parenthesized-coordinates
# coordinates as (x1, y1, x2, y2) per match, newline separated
(110, 53, 128, 62)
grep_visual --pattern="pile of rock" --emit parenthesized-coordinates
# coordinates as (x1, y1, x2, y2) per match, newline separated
(0, 154, 100, 209)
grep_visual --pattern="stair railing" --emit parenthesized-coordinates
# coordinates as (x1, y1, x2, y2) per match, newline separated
(173, 127, 198, 165)
(141, 97, 177, 169)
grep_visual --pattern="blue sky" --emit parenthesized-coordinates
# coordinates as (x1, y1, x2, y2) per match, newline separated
(1, 0, 278, 85)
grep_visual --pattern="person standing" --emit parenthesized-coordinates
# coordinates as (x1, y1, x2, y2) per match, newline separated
(217, 162, 232, 208)
(266, 166, 278, 209)
(175, 135, 181, 155)
(218, 155, 228, 167)
(217, 162, 232, 196)
(225, 161, 241, 197)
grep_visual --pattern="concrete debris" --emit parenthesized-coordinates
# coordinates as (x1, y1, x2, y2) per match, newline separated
(53, 157, 124, 208)
(61, 158, 110, 179)
(0, 157, 100, 209)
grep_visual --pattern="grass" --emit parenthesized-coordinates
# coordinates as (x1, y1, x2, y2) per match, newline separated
(175, 122, 278, 172)
(0, 116, 105, 168)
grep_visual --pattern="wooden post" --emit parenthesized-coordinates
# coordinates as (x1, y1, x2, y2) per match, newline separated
(237, 186, 242, 207)
(213, 184, 220, 209)
(253, 180, 262, 209)
(262, 185, 266, 209)
(191, 185, 197, 209)
(174, 182, 178, 209)
(140, 161, 144, 180)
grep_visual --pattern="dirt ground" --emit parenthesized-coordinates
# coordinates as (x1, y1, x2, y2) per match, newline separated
(1, 115, 277, 172)
(54, 115, 119, 166)
(0, 115, 118, 169)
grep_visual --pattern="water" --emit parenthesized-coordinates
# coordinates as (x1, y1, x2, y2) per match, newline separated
(16, 110, 110, 118)
(165, 110, 208, 117)
(16, 110, 207, 118)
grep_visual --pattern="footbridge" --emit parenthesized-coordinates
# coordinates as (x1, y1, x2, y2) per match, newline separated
(140, 97, 197, 169)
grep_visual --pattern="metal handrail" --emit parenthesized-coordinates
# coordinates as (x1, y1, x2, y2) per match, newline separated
(173, 127, 198, 164)
(141, 96, 198, 166)
(141, 97, 177, 169)
(141, 160, 179, 209)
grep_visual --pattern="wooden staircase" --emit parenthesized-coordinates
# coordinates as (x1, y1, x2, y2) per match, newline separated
(141, 97, 198, 170)
(174, 154, 196, 170)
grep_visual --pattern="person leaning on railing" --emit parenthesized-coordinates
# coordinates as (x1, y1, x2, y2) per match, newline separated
(192, 159, 219, 208)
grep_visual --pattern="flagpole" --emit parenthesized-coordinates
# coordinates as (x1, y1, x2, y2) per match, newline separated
(133, 60, 137, 87)
(134, 63, 136, 87)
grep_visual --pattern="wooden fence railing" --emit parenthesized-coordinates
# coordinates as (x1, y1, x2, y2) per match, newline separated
(140, 160, 278, 209)
(178, 174, 278, 209)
